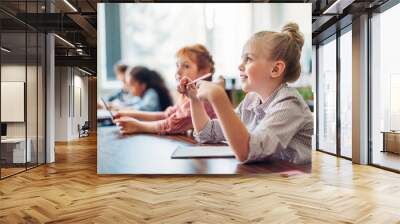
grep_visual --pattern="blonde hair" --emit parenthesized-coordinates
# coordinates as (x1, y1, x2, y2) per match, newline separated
(248, 22, 304, 83)
(175, 44, 215, 80)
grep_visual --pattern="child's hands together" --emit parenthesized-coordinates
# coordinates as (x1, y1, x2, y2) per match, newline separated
(177, 76, 226, 102)
(177, 77, 198, 100)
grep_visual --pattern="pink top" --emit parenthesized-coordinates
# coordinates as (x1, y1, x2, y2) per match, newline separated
(157, 99, 216, 134)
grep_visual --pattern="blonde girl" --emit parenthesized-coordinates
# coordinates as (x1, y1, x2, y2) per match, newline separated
(180, 23, 313, 164)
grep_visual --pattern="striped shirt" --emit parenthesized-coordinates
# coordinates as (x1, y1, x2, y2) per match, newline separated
(157, 98, 216, 134)
(194, 83, 313, 164)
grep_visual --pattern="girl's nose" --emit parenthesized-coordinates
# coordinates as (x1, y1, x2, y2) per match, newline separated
(177, 67, 183, 75)
(238, 63, 244, 71)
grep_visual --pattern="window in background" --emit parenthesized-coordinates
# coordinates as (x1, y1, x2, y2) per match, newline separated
(339, 28, 352, 158)
(390, 75, 400, 130)
(317, 36, 337, 155)
(312, 45, 317, 149)
(119, 3, 251, 88)
(99, 3, 312, 109)
(105, 4, 121, 82)
(371, 3, 400, 171)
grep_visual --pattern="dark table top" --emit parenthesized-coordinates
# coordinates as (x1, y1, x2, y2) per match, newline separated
(97, 126, 311, 175)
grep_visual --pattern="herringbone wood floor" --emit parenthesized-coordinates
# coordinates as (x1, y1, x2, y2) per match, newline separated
(1, 135, 400, 224)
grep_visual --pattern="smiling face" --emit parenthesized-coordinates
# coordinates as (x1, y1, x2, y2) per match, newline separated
(238, 42, 276, 93)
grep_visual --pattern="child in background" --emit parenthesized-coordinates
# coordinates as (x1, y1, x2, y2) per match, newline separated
(114, 44, 217, 135)
(104, 62, 139, 110)
(125, 66, 173, 111)
(179, 23, 313, 164)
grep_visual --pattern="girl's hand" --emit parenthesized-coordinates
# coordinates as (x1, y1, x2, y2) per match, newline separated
(185, 83, 198, 100)
(178, 77, 198, 100)
(196, 80, 225, 102)
(177, 77, 191, 94)
(114, 117, 143, 134)
(113, 111, 131, 119)
(113, 112, 122, 120)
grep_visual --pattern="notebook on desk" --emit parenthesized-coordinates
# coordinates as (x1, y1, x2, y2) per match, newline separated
(171, 145, 235, 159)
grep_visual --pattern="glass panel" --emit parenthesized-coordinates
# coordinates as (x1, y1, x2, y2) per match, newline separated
(27, 0, 39, 169)
(317, 37, 337, 154)
(0, 1, 46, 178)
(340, 29, 352, 158)
(38, 32, 45, 165)
(27, 31, 38, 169)
(371, 4, 400, 171)
(1, 30, 28, 177)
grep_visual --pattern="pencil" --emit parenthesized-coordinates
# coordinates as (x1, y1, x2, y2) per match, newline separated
(188, 73, 212, 85)
(100, 97, 114, 118)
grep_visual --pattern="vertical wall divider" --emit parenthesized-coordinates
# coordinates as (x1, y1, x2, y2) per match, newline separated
(315, 45, 319, 151)
(367, 10, 373, 165)
(44, 33, 47, 165)
(25, 0, 28, 171)
(336, 27, 341, 157)
(59, 68, 61, 117)
(36, 0, 39, 168)
(69, 68, 71, 118)
(73, 68, 75, 118)
(0, 27, 2, 179)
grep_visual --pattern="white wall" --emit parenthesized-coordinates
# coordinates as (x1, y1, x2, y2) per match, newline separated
(54, 66, 69, 141)
(54, 67, 89, 141)
(1, 65, 41, 137)
(71, 73, 89, 138)
(1, 66, 26, 139)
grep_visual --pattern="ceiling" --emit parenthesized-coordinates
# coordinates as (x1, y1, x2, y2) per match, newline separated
(0, 0, 99, 74)
(0, 0, 393, 75)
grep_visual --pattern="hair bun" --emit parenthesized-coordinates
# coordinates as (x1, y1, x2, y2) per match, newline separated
(282, 22, 304, 49)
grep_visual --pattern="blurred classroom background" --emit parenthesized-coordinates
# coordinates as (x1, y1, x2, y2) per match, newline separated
(98, 3, 313, 109)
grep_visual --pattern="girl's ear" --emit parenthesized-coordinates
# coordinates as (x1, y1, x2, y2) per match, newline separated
(198, 67, 210, 76)
(271, 60, 286, 79)
(140, 82, 147, 91)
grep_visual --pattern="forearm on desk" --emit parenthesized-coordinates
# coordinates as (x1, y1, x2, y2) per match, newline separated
(209, 90, 250, 162)
(138, 121, 162, 133)
(190, 98, 210, 133)
(130, 111, 165, 121)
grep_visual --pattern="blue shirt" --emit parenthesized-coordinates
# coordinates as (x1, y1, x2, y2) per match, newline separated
(108, 89, 140, 107)
(130, 88, 161, 111)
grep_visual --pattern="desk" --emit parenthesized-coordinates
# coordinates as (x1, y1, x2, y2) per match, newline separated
(1, 138, 31, 164)
(98, 126, 311, 174)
